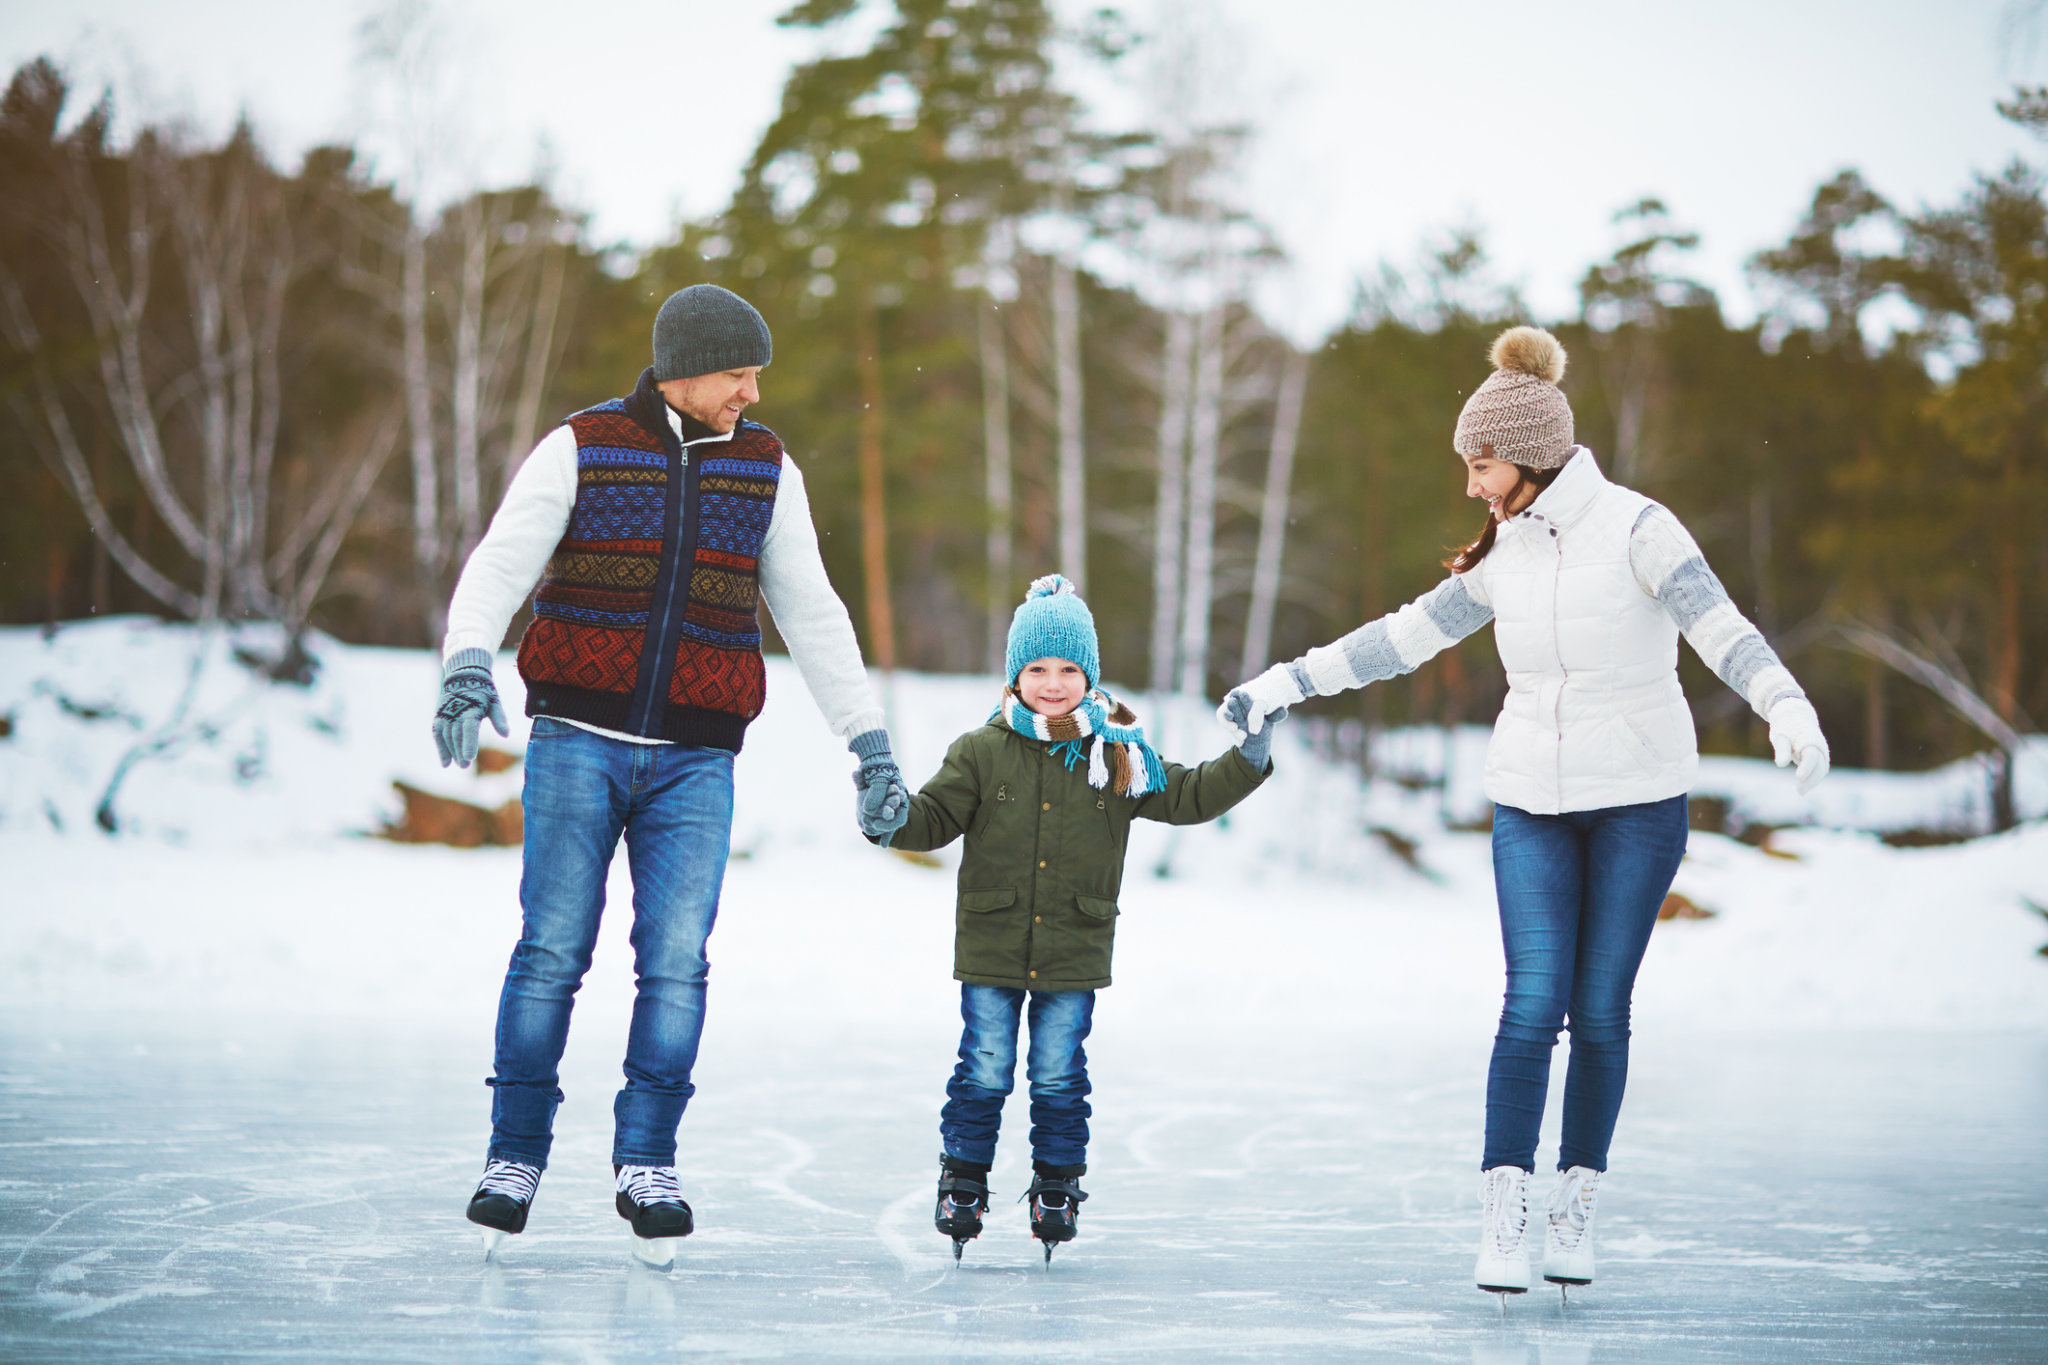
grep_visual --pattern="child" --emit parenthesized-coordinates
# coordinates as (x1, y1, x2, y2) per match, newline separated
(881, 575, 1282, 1262)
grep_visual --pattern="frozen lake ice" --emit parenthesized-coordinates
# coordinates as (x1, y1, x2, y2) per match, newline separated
(3, 625, 2046, 1359)
(2, 1012, 2042, 1363)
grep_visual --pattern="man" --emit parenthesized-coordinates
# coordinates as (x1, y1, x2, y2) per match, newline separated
(429, 284, 909, 1264)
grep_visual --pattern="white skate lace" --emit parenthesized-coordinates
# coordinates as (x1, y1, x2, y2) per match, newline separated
(616, 1164, 685, 1206)
(476, 1159, 540, 1204)
(1547, 1167, 1600, 1249)
(1481, 1167, 1527, 1256)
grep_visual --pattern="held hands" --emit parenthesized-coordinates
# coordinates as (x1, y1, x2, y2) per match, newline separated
(1218, 663, 1307, 743)
(1767, 696, 1830, 796)
(1237, 706, 1288, 772)
(849, 729, 910, 841)
(433, 648, 509, 769)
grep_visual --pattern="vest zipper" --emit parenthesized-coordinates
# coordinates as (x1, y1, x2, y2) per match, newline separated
(630, 442, 698, 736)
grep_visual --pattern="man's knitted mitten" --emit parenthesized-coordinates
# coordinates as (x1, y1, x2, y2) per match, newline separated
(434, 648, 510, 769)
(1237, 706, 1287, 772)
(849, 729, 910, 839)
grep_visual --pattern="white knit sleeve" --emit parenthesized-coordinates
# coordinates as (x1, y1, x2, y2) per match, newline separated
(1630, 504, 1805, 718)
(441, 425, 576, 662)
(757, 455, 888, 741)
(1287, 574, 1495, 698)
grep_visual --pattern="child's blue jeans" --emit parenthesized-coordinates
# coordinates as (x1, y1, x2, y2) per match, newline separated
(940, 984, 1094, 1168)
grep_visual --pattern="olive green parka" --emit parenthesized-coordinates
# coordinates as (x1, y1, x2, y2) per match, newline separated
(888, 722, 1269, 990)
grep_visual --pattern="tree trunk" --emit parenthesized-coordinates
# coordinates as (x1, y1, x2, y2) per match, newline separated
(1176, 300, 1225, 698)
(1149, 310, 1193, 695)
(1239, 350, 1308, 679)
(1051, 251, 1086, 592)
(1864, 658, 1888, 770)
(402, 218, 443, 635)
(1749, 479, 1776, 636)
(1993, 529, 2020, 725)
(505, 223, 568, 480)
(855, 300, 897, 671)
(451, 198, 487, 555)
(980, 296, 1013, 676)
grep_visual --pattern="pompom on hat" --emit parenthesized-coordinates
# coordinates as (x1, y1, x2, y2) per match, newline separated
(1004, 574, 1100, 689)
(1452, 325, 1575, 470)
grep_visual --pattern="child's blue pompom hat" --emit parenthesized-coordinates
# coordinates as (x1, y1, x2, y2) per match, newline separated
(1005, 574, 1100, 689)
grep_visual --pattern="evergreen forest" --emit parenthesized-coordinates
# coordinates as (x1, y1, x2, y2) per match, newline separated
(2, 1, 2042, 818)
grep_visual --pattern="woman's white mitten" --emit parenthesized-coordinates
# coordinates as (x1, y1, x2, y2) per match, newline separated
(1767, 696, 1830, 796)
(1217, 663, 1308, 741)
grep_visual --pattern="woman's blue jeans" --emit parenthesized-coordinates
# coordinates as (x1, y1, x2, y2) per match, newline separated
(486, 717, 734, 1170)
(1483, 795, 1688, 1173)
(940, 985, 1095, 1168)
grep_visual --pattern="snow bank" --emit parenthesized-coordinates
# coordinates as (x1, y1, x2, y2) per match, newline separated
(1, 618, 2044, 1033)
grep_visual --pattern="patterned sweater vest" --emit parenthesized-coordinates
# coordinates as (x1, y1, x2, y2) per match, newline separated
(516, 369, 784, 750)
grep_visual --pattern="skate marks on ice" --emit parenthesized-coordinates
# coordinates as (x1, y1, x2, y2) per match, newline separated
(2, 1020, 2047, 1361)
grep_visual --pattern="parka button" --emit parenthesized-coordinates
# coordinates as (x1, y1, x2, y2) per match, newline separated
(1029, 971, 1037, 979)
(1042, 802, 1051, 810)
(1034, 915, 1042, 923)
(1038, 860, 1046, 868)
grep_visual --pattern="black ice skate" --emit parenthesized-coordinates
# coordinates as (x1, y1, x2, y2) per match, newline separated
(614, 1164, 694, 1268)
(935, 1157, 992, 1262)
(1022, 1166, 1088, 1265)
(466, 1158, 541, 1258)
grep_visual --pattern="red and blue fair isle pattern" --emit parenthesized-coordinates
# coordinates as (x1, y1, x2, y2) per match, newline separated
(517, 401, 782, 725)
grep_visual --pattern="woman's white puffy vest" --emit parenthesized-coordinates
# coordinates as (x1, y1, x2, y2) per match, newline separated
(1474, 449, 1696, 814)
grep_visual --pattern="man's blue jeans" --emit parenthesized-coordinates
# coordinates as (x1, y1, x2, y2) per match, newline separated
(1484, 795, 1688, 1173)
(486, 717, 734, 1170)
(940, 985, 1094, 1168)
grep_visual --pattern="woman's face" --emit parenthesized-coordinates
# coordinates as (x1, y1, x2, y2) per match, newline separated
(1462, 450, 1532, 522)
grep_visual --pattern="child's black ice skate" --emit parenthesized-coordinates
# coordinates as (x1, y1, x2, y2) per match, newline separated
(1022, 1167, 1088, 1265)
(466, 1158, 541, 1258)
(935, 1157, 992, 1262)
(614, 1164, 694, 1269)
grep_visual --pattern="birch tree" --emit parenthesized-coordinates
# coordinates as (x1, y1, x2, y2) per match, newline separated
(1239, 348, 1308, 677)
(0, 71, 392, 641)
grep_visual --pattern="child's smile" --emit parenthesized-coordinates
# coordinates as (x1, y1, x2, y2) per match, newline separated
(1016, 657, 1087, 718)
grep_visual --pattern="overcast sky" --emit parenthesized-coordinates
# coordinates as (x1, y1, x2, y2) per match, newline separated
(2, 0, 2035, 341)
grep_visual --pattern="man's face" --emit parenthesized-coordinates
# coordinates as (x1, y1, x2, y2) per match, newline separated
(658, 367, 763, 434)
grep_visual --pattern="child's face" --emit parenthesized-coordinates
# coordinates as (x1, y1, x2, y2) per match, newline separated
(1016, 657, 1087, 718)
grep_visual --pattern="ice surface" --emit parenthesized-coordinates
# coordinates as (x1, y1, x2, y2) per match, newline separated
(2, 621, 2046, 1359)
(2, 1016, 2043, 1362)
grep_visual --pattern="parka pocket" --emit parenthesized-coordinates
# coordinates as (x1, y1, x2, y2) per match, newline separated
(1076, 894, 1119, 920)
(961, 887, 1017, 913)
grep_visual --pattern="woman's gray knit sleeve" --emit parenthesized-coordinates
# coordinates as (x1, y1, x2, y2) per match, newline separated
(1286, 574, 1495, 699)
(1630, 504, 1805, 718)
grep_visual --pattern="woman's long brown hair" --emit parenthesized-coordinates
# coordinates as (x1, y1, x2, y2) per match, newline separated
(1443, 464, 1563, 573)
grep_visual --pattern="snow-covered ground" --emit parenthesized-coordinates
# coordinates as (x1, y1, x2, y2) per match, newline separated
(1, 619, 2045, 1361)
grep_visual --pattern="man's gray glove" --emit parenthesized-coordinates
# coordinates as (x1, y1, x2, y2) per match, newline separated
(433, 647, 509, 769)
(1238, 706, 1287, 772)
(850, 729, 910, 840)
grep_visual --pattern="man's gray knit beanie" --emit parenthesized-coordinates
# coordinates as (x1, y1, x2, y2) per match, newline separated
(652, 285, 773, 381)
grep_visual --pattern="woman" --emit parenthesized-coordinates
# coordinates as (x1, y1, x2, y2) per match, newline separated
(1219, 326, 1829, 1296)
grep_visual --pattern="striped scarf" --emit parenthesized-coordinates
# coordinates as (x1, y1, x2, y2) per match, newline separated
(995, 688, 1168, 798)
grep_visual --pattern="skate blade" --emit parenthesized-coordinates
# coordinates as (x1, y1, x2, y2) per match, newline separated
(479, 1227, 507, 1258)
(1477, 1284, 1528, 1295)
(1543, 1275, 1591, 1286)
(630, 1233, 678, 1269)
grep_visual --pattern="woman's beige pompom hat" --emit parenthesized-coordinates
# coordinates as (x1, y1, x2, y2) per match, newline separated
(1452, 326, 1574, 470)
